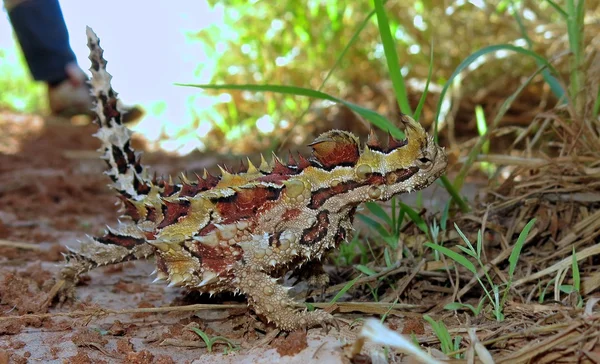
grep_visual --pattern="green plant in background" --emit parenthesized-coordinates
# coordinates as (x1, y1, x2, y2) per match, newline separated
(506, 0, 564, 101)
(423, 314, 462, 357)
(426, 218, 535, 321)
(559, 247, 583, 307)
(474, 105, 495, 177)
(329, 274, 363, 305)
(189, 327, 239, 353)
(0, 47, 46, 113)
(538, 248, 582, 307)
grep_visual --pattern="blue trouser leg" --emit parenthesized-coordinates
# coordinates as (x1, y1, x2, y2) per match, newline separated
(6, 0, 76, 84)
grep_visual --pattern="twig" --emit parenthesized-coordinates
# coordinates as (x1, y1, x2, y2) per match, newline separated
(0, 301, 429, 323)
(0, 239, 41, 250)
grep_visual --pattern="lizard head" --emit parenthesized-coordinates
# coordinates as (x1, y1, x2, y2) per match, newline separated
(309, 115, 447, 204)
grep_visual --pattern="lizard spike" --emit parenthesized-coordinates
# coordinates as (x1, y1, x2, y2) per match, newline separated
(204, 170, 219, 185)
(296, 152, 311, 170)
(259, 154, 269, 171)
(218, 165, 233, 182)
(270, 151, 282, 167)
(202, 168, 209, 179)
(287, 152, 297, 167)
(199, 270, 218, 286)
(169, 274, 185, 286)
(246, 157, 259, 174)
(387, 131, 406, 151)
(272, 156, 293, 175)
(180, 172, 190, 184)
(168, 175, 174, 185)
(238, 159, 248, 173)
(366, 129, 381, 149)
(361, 144, 376, 159)
(192, 234, 219, 247)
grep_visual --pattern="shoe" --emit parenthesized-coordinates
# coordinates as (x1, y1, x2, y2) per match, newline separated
(48, 63, 93, 117)
(48, 63, 144, 123)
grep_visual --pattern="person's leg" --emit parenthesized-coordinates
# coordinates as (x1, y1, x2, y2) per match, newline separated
(5, 0, 91, 116)
(5, 0, 76, 84)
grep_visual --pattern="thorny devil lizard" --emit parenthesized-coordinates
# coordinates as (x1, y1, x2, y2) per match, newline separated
(57, 27, 448, 331)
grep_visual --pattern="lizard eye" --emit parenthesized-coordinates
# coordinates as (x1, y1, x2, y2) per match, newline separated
(416, 156, 432, 169)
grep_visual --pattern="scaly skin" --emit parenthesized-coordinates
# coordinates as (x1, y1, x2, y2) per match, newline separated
(58, 27, 448, 330)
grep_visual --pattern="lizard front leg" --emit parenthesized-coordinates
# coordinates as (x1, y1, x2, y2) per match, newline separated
(230, 232, 336, 330)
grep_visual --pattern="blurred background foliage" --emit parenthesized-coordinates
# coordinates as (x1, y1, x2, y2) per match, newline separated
(2, 0, 599, 155)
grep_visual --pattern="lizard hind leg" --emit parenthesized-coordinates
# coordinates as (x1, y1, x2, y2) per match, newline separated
(233, 267, 335, 331)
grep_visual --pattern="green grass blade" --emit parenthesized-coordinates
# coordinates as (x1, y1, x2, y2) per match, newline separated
(373, 0, 413, 116)
(433, 44, 565, 133)
(330, 274, 362, 304)
(399, 202, 427, 234)
(356, 264, 378, 276)
(593, 84, 600, 119)
(395, 208, 405, 235)
(509, 0, 564, 100)
(425, 242, 476, 274)
(414, 40, 434, 122)
(545, 0, 568, 18)
(508, 218, 536, 278)
(539, 278, 555, 303)
(384, 247, 393, 267)
(475, 105, 489, 153)
(190, 327, 214, 352)
(180, 83, 404, 139)
(572, 246, 580, 292)
(566, 0, 585, 112)
(365, 201, 393, 226)
(357, 214, 391, 238)
(391, 197, 397, 232)
(559, 285, 577, 294)
(457, 245, 477, 258)
(454, 223, 476, 254)
(476, 229, 483, 260)
(440, 176, 470, 213)
(444, 302, 476, 313)
(440, 200, 451, 231)
(423, 314, 452, 353)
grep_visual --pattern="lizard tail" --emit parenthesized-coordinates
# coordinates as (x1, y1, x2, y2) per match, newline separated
(86, 26, 152, 201)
